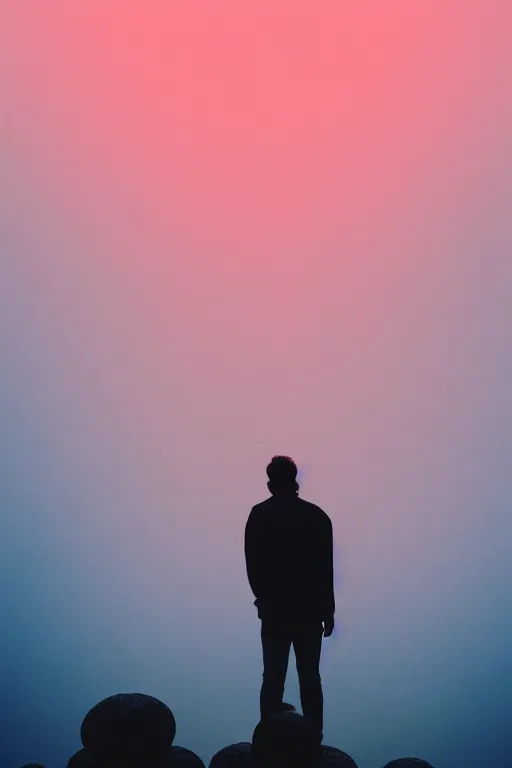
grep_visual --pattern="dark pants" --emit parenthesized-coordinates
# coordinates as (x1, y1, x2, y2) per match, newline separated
(260, 616, 324, 735)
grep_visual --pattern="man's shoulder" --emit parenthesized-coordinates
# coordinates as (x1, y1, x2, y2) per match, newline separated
(299, 497, 330, 518)
(303, 501, 333, 531)
(250, 498, 268, 511)
(248, 498, 274, 518)
(251, 496, 330, 520)
(246, 498, 267, 520)
(300, 497, 323, 511)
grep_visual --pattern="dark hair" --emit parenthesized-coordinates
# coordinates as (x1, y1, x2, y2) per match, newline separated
(266, 456, 298, 492)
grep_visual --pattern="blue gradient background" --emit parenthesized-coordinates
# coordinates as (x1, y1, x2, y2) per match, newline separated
(1, 3, 511, 767)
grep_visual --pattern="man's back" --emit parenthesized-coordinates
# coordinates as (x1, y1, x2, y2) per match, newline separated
(245, 494, 335, 621)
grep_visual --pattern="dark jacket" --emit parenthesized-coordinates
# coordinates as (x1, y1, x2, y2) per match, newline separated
(244, 492, 335, 620)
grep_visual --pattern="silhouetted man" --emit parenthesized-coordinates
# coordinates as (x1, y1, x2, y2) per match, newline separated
(244, 456, 335, 739)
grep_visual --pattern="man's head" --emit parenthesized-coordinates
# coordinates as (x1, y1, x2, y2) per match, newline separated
(252, 712, 321, 768)
(266, 455, 299, 495)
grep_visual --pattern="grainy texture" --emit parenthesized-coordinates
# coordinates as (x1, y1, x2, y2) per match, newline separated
(80, 693, 176, 767)
(208, 741, 359, 767)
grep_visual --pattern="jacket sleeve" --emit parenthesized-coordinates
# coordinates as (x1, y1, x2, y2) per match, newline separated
(244, 509, 266, 599)
(322, 515, 335, 617)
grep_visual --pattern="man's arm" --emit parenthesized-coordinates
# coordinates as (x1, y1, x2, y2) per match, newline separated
(321, 514, 335, 619)
(244, 509, 266, 599)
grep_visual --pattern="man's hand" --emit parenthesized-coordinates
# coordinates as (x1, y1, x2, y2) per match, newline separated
(323, 615, 334, 638)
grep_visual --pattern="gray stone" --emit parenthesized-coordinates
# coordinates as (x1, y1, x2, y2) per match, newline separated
(382, 760, 434, 768)
(208, 741, 358, 767)
(80, 693, 176, 767)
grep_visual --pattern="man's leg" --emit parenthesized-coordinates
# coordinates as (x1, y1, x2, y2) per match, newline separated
(292, 621, 324, 737)
(260, 617, 293, 720)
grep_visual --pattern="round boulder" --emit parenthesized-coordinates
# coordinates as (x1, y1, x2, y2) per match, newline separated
(81, 693, 176, 767)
